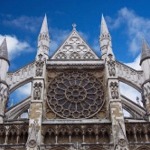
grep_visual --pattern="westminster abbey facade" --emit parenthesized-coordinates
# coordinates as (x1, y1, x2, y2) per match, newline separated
(0, 15, 150, 150)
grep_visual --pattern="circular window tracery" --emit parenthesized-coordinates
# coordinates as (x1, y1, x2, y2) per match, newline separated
(47, 71, 104, 119)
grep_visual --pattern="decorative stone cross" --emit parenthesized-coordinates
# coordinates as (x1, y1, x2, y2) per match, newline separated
(72, 23, 77, 30)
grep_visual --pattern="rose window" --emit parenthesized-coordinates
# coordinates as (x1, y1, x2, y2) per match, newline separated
(47, 71, 104, 119)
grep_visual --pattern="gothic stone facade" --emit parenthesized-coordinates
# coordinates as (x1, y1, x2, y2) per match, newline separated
(0, 15, 150, 150)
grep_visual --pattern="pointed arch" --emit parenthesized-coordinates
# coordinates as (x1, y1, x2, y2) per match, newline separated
(55, 52, 67, 59)
(83, 52, 95, 59)
(7, 125, 18, 144)
(0, 126, 6, 144)
(8, 82, 31, 109)
(136, 146, 150, 150)
(121, 95, 146, 119)
(70, 52, 81, 59)
(5, 96, 30, 120)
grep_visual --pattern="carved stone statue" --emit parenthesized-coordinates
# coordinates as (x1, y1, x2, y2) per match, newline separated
(107, 55, 116, 76)
(110, 82, 119, 99)
(33, 82, 42, 100)
(35, 54, 44, 77)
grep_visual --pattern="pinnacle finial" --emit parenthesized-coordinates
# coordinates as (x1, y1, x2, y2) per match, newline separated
(140, 38, 150, 65)
(40, 14, 49, 33)
(0, 37, 8, 61)
(72, 23, 77, 30)
(101, 14, 109, 34)
(37, 14, 50, 60)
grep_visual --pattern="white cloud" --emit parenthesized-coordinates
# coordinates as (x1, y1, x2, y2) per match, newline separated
(108, 7, 150, 55)
(3, 15, 42, 32)
(17, 83, 31, 97)
(50, 28, 69, 53)
(0, 35, 32, 60)
(125, 54, 141, 70)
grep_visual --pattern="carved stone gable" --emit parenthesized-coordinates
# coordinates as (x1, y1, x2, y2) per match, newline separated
(51, 30, 99, 60)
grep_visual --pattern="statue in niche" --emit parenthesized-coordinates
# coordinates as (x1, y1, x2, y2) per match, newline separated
(107, 55, 116, 76)
(35, 54, 44, 77)
(33, 82, 42, 100)
(110, 82, 119, 99)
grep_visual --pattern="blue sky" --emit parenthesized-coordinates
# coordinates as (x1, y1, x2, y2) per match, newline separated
(1, 0, 149, 108)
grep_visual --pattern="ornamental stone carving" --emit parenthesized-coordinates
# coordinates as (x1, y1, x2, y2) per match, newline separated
(51, 30, 99, 60)
(26, 122, 37, 148)
(35, 54, 44, 76)
(0, 84, 8, 103)
(47, 71, 104, 119)
(28, 139, 36, 148)
(110, 82, 119, 99)
(118, 139, 127, 147)
(33, 82, 42, 100)
(107, 55, 116, 76)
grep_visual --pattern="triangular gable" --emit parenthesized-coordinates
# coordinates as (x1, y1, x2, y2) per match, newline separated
(51, 29, 99, 60)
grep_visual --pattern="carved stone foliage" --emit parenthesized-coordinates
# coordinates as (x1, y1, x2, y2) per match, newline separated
(33, 82, 42, 100)
(107, 55, 116, 76)
(47, 71, 105, 119)
(35, 54, 44, 77)
(110, 82, 119, 99)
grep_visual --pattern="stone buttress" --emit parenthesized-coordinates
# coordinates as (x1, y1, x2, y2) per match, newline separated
(100, 15, 129, 150)
(26, 15, 50, 149)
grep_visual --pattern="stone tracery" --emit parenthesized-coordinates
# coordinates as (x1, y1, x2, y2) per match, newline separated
(47, 71, 104, 119)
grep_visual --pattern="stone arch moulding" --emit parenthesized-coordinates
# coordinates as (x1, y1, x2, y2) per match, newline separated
(118, 78, 142, 92)
(5, 97, 30, 119)
(48, 146, 68, 150)
(87, 146, 107, 150)
(121, 95, 146, 117)
(135, 146, 150, 150)
(9, 77, 33, 93)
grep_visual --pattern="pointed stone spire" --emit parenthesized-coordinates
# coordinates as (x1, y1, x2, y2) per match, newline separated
(37, 14, 50, 60)
(0, 38, 8, 61)
(101, 14, 109, 35)
(40, 14, 48, 33)
(100, 14, 112, 59)
(140, 38, 150, 65)
(107, 41, 115, 58)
